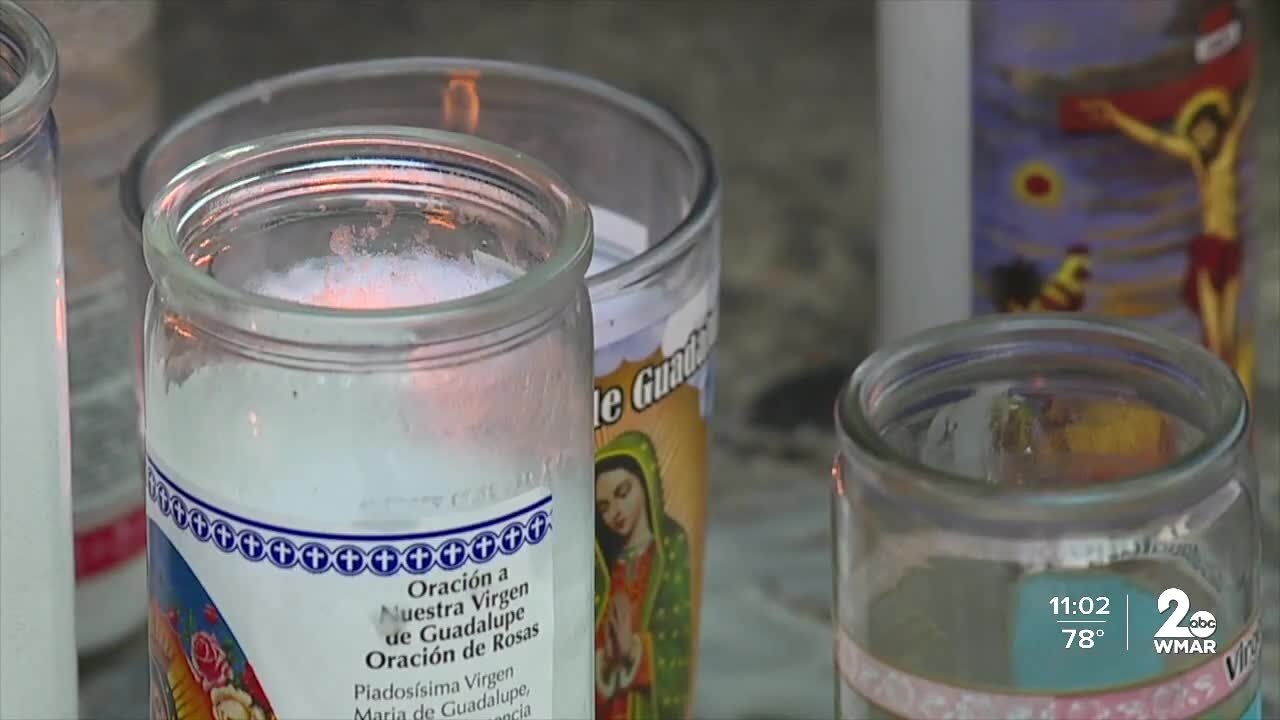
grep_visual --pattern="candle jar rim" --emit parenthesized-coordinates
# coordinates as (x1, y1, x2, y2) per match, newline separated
(0, 0, 57, 157)
(142, 125, 593, 357)
(835, 314, 1249, 535)
(121, 57, 720, 304)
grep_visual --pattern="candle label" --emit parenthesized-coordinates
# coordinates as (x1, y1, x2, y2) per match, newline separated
(970, 0, 1258, 396)
(145, 458, 556, 720)
(591, 273, 717, 720)
(838, 614, 1261, 719)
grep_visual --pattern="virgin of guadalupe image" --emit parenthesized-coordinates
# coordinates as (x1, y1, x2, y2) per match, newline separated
(593, 431, 693, 720)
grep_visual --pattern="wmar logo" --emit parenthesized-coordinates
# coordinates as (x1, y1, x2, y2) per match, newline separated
(1153, 587, 1217, 655)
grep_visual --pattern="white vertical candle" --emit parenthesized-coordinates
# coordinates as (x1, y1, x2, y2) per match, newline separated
(875, 0, 972, 345)
(0, 169, 79, 718)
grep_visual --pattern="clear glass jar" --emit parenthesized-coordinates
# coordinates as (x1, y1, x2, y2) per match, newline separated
(833, 316, 1261, 720)
(123, 58, 720, 718)
(142, 127, 595, 719)
(0, 2, 79, 717)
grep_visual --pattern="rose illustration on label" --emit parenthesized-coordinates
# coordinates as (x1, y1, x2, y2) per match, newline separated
(148, 520, 277, 720)
(190, 631, 233, 691)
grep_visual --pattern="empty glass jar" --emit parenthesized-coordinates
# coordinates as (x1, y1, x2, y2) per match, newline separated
(832, 315, 1261, 720)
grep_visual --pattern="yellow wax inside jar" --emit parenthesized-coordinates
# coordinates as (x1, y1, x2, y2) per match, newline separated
(1061, 403, 1170, 455)
(1055, 401, 1175, 484)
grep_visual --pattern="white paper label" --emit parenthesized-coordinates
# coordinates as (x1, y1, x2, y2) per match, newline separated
(589, 205, 649, 256)
(145, 457, 554, 720)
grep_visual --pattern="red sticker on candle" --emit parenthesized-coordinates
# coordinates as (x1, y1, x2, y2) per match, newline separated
(75, 506, 147, 580)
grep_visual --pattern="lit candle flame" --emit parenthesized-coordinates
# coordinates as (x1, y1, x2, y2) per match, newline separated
(53, 275, 66, 348)
(442, 72, 482, 134)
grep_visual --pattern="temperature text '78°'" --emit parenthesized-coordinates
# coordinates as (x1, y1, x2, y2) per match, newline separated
(1063, 628, 1104, 649)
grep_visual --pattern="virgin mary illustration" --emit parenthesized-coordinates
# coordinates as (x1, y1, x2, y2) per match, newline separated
(593, 431, 693, 720)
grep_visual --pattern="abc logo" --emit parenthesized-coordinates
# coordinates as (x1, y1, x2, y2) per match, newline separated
(1188, 610, 1217, 639)
(1154, 589, 1218, 653)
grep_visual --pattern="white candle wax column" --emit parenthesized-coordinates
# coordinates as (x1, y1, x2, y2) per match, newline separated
(147, 257, 590, 709)
(0, 3, 79, 717)
(0, 172, 79, 720)
(875, 0, 972, 345)
(142, 128, 595, 720)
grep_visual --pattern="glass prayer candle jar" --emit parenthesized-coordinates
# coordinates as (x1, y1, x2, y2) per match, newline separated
(142, 127, 595, 719)
(123, 58, 720, 719)
(832, 315, 1261, 720)
(876, 0, 1262, 406)
(0, 2, 79, 717)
